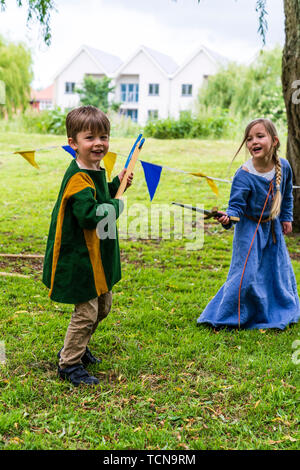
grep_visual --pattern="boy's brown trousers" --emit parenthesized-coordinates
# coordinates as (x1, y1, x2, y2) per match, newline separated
(59, 291, 112, 369)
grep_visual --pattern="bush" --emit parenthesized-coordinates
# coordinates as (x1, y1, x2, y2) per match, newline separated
(144, 109, 235, 139)
(21, 107, 68, 135)
(108, 111, 141, 138)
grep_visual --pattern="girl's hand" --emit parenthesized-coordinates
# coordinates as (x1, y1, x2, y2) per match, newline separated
(282, 221, 292, 235)
(214, 211, 230, 225)
(118, 169, 134, 190)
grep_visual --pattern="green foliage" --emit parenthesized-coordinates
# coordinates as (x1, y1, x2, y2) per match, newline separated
(144, 109, 234, 139)
(0, 0, 55, 45)
(199, 47, 286, 124)
(108, 111, 141, 138)
(20, 107, 68, 135)
(0, 36, 33, 117)
(76, 76, 119, 113)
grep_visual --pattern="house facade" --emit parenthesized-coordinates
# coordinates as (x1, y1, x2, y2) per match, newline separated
(53, 44, 227, 125)
(30, 83, 54, 111)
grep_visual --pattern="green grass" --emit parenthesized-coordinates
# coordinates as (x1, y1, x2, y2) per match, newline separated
(0, 132, 299, 450)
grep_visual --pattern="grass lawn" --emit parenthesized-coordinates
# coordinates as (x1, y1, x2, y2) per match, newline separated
(0, 132, 299, 450)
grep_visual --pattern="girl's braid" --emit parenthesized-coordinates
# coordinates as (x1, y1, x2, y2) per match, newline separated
(270, 148, 282, 219)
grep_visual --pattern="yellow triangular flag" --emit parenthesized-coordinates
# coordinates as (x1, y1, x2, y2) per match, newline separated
(190, 171, 219, 197)
(14, 151, 39, 169)
(103, 151, 117, 181)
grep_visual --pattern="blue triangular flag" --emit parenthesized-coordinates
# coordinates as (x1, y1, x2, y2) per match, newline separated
(140, 160, 162, 201)
(62, 145, 76, 158)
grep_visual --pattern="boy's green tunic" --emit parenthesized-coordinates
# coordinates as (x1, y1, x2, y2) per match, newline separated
(42, 159, 123, 304)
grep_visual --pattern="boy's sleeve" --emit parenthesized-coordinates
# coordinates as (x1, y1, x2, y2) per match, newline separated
(279, 162, 294, 222)
(223, 170, 251, 230)
(71, 187, 123, 229)
(108, 175, 121, 198)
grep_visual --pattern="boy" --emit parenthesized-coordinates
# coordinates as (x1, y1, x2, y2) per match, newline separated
(42, 105, 132, 386)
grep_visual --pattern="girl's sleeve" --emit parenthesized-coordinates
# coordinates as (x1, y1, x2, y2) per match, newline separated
(71, 187, 123, 229)
(279, 162, 294, 222)
(108, 175, 121, 198)
(223, 170, 251, 230)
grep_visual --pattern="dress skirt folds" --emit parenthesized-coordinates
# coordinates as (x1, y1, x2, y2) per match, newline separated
(197, 158, 300, 330)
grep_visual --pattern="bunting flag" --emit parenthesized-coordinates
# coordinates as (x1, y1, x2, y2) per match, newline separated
(103, 152, 117, 181)
(11, 143, 300, 197)
(14, 151, 39, 169)
(62, 145, 76, 158)
(190, 172, 219, 197)
(140, 160, 162, 201)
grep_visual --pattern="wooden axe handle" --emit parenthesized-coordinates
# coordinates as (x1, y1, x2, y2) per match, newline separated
(115, 142, 143, 199)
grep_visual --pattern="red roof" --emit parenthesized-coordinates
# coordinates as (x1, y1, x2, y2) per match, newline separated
(30, 83, 54, 101)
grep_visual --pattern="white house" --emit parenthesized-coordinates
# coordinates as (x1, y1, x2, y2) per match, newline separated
(53, 45, 123, 110)
(53, 44, 228, 125)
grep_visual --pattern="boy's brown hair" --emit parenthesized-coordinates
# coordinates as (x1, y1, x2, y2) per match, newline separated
(66, 105, 110, 141)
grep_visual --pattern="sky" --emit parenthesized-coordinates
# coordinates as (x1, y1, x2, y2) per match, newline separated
(0, 0, 285, 89)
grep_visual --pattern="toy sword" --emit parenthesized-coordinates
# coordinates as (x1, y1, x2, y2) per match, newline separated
(115, 133, 145, 199)
(171, 202, 240, 222)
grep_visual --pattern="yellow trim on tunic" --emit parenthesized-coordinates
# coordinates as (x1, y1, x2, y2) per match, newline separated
(49, 172, 108, 298)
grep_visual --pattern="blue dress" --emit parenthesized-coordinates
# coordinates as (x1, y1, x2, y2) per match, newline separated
(197, 158, 300, 330)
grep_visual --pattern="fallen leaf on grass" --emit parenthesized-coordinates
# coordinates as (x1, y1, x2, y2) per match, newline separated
(268, 435, 297, 445)
(177, 443, 189, 449)
(272, 417, 291, 426)
(8, 437, 23, 445)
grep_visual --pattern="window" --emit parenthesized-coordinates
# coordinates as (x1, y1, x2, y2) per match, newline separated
(121, 109, 138, 122)
(147, 110, 158, 120)
(120, 83, 139, 102)
(181, 84, 193, 96)
(65, 82, 75, 94)
(40, 100, 53, 111)
(148, 84, 159, 96)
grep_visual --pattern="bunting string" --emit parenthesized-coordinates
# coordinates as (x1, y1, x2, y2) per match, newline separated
(1, 144, 299, 200)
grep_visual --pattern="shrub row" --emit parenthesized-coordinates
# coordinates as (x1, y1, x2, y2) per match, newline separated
(143, 111, 235, 139)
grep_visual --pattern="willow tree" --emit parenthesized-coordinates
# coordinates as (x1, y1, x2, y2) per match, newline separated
(0, 0, 55, 45)
(0, 36, 33, 117)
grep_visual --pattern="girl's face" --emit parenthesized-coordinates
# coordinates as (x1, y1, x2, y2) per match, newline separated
(246, 123, 278, 161)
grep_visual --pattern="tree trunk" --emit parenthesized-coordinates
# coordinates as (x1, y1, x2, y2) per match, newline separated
(282, 0, 300, 230)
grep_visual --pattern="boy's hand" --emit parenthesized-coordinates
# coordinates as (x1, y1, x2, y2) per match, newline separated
(282, 221, 292, 235)
(118, 169, 134, 190)
(214, 211, 230, 225)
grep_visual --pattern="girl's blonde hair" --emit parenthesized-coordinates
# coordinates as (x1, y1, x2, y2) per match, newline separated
(234, 118, 282, 219)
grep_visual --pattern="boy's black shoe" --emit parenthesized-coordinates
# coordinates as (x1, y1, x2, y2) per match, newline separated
(58, 364, 99, 387)
(57, 346, 102, 367)
(82, 346, 102, 367)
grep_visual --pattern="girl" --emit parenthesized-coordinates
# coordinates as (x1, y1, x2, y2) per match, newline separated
(197, 118, 300, 330)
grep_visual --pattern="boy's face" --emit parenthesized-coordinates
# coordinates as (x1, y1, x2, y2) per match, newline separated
(68, 129, 109, 169)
